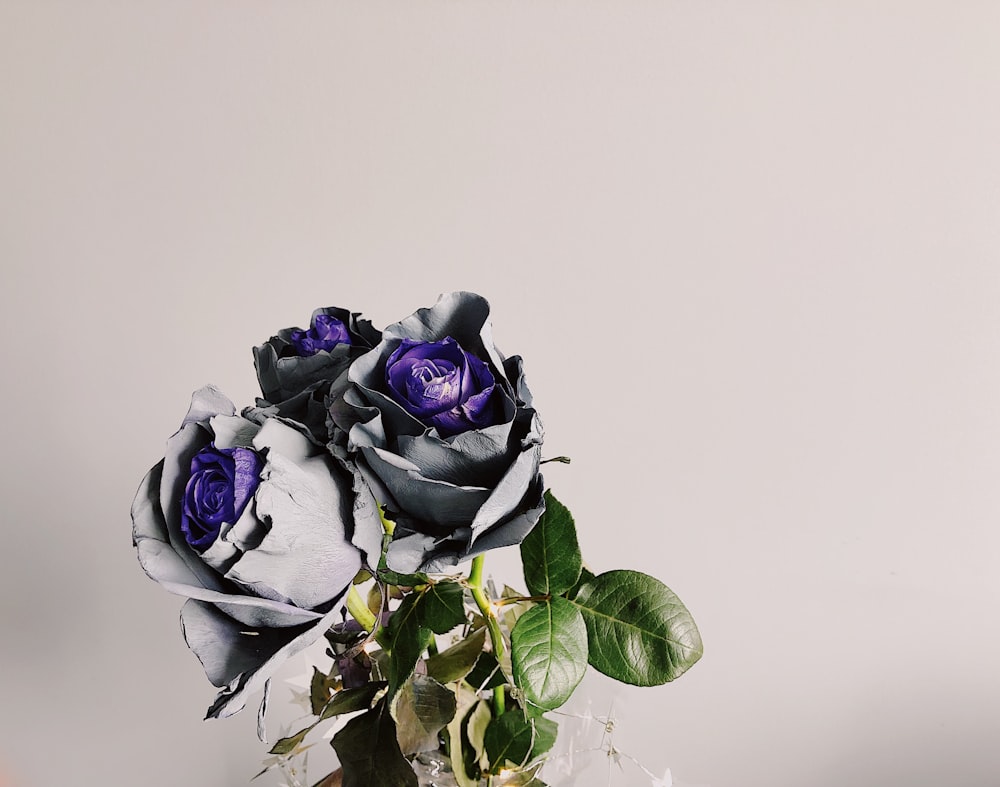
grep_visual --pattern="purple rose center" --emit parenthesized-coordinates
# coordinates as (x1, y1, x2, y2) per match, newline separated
(385, 336, 499, 437)
(289, 313, 352, 356)
(181, 443, 264, 552)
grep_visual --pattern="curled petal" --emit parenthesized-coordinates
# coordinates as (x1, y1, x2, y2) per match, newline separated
(362, 446, 490, 529)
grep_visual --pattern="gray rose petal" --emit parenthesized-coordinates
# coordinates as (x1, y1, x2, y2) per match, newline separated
(180, 596, 346, 719)
(361, 445, 491, 528)
(394, 421, 515, 486)
(225, 420, 361, 609)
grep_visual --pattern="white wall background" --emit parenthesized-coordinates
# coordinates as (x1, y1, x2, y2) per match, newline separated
(2, 3, 999, 786)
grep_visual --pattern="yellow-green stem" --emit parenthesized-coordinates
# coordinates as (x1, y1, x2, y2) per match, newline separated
(468, 555, 506, 717)
(346, 584, 377, 633)
(378, 504, 396, 536)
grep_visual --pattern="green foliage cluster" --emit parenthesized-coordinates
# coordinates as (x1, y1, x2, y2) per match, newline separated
(270, 490, 702, 787)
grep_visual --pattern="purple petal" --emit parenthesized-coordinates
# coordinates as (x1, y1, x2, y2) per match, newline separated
(289, 313, 352, 356)
(231, 446, 264, 517)
(384, 337, 502, 434)
(180, 444, 264, 553)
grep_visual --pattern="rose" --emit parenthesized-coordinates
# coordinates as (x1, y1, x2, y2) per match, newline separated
(252, 307, 381, 443)
(331, 292, 545, 573)
(132, 385, 362, 718)
(254, 307, 382, 401)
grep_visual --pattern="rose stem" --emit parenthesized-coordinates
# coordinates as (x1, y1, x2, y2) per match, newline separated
(468, 555, 506, 718)
(346, 584, 377, 633)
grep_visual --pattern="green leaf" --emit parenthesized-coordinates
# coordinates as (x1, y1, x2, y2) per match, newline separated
(319, 683, 385, 721)
(377, 525, 429, 587)
(483, 710, 558, 773)
(390, 674, 458, 755)
(269, 725, 312, 756)
(447, 689, 487, 787)
(426, 627, 488, 684)
(379, 568, 429, 587)
(464, 699, 492, 772)
(386, 593, 432, 697)
(270, 683, 384, 754)
(520, 490, 582, 596)
(310, 666, 336, 716)
(331, 699, 418, 787)
(564, 565, 596, 601)
(527, 715, 557, 760)
(511, 597, 588, 711)
(421, 581, 467, 634)
(570, 569, 702, 685)
(465, 649, 506, 691)
(495, 764, 547, 786)
(386, 582, 469, 698)
(325, 627, 362, 647)
(499, 585, 533, 633)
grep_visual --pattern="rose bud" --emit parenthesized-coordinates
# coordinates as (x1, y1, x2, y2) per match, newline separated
(252, 307, 381, 444)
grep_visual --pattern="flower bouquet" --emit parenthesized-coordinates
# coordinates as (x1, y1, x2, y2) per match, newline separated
(132, 292, 702, 786)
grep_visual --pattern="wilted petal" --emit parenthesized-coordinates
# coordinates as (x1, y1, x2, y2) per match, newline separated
(198, 529, 241, 573)
(386, 471, 544, 572)
(221, 495, 269, 553)
(255, 334, 352, 402)
(137, 525, 323, 627)
(132, 460, 168, 549)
